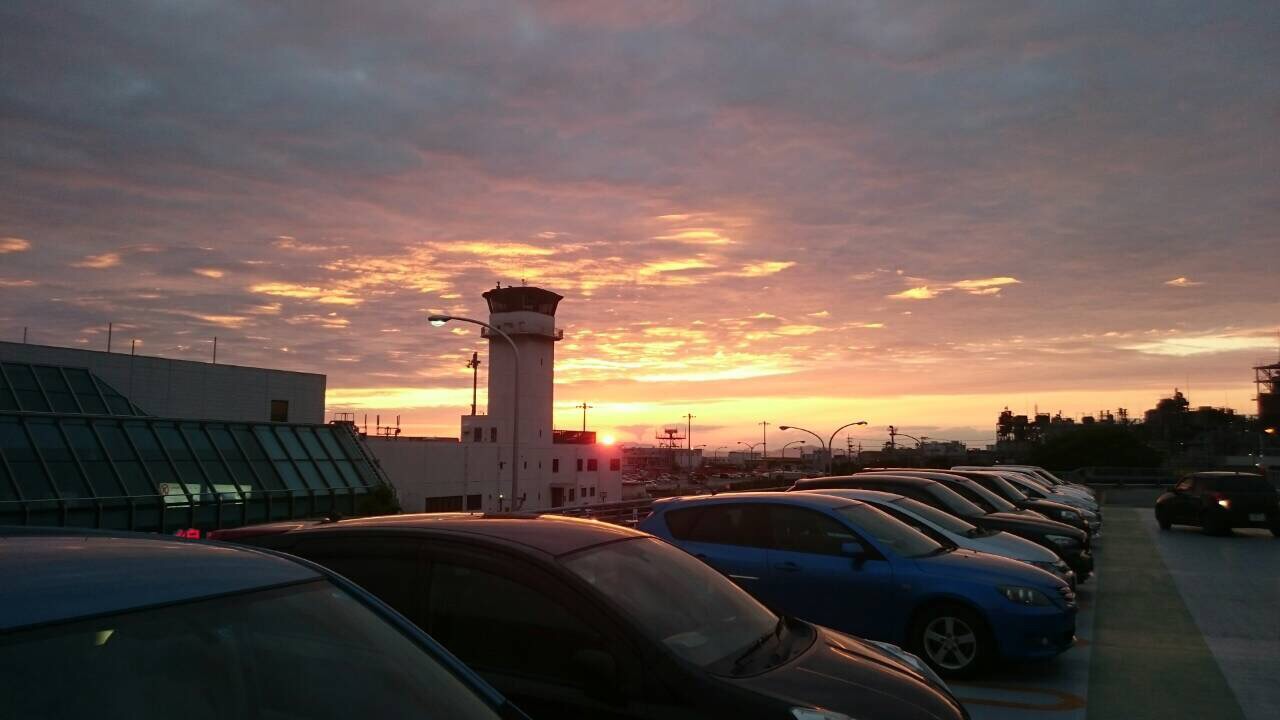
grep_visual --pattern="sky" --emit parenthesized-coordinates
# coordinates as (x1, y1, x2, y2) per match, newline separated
(2, 1, 1278, 450)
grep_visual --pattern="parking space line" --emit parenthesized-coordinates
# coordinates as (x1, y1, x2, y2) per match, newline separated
(953, 684, 1086, 712)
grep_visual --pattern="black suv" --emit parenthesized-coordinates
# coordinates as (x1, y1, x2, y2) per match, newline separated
(1155, 472, 1279, 536)
(790, 474, 1092, 579)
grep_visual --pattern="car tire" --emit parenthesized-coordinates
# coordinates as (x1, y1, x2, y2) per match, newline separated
(1156, 511, 1171, 530)
(1270, 522, 1279, 538)
(910, 603, 992, 678)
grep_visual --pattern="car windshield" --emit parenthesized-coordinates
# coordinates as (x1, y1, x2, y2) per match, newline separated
(835, 503, 945, 558)
(961, 480, 1019, 512)
(0, 580, 503, 720)
(561, 537, 779, 672)
(890, 496, 979, 536)
(1005, 473, 1049, 495)
(928, 484, 988, 518)
(981, 474, 1029, 501)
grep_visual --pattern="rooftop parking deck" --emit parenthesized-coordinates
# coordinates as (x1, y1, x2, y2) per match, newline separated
(961, 502, 1277, 720)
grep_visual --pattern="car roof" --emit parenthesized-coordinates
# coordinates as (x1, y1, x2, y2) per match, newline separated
(796, 488, 904, 504)
(1191, 471, 1263, 478)
(0, 530, 318, 632)
(279, 512, 646, 557)
(654, 491, 858, 511)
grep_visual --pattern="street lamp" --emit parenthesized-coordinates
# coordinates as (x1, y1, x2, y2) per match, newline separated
(781, 440, 804, 458)
(714, 445, 728, 460)
(738, 441, 763, 469)
(779, 421, 868, 475)
(429, 314, 522, 509)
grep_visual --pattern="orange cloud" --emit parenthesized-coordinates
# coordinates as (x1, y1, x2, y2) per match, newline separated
(73, 252, 121, 269)
(0, 237, 31, 254)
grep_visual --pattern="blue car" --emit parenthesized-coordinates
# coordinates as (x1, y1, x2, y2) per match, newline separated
(640, 492, 1077, 677)
(0, 527, 528, 720)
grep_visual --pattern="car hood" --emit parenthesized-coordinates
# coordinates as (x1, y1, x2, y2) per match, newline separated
(913, 548, 1064, 589)
(732, 625, 966, 720)
(980, 512, 1087, 540)
(971, 531, 1060, 563)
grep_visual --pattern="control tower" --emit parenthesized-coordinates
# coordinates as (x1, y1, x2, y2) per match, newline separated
(482, 285, 564, 448)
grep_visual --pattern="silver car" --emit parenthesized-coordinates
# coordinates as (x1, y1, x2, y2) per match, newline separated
(801, 488, 1076, 587)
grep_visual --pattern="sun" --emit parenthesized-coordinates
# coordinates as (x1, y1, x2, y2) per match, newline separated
(601, 434, 616, 446)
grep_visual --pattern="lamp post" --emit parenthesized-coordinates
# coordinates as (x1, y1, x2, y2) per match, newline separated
(430, 314, 521, 509)
(779, 421, 868, 475)
(738, 441, 763, 469)
(781, 440, 804, 458)
(714, 445, 728, 461)
(887, 425, 924, 450)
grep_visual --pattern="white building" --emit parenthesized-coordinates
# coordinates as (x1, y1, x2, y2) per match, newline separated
(0, 340, 325, 423)
(366, 285, 623, 513)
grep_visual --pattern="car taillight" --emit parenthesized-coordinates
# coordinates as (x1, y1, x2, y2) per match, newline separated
(1208, 492, 1230, 510)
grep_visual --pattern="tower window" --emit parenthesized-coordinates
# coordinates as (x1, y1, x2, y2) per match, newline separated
(552, 459, 560, 473)
(609, 458, 621, 471)
(473, 427, 482, 442)
(587, 459, 598, 471)
(490, 427, 498, 442)
(576, 459, 583, 472)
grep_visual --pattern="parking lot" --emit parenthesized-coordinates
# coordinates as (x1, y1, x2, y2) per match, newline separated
(960, 501, 1278, 720)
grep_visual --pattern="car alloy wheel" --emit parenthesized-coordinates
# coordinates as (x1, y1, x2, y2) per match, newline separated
(922, 615, 979, 672)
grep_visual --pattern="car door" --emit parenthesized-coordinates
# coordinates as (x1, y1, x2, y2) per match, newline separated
(421, 544, 682, 720)
(285, 532, 427, 619)
(759, 505, 895, 639)
(662, 503, 770, 592)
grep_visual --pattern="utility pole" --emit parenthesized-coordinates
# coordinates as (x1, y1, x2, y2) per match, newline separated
(684, 413, 695, 450)
(107, 322, 113, 352)
(212, 336, 217, 364)
(467, 352, 481, 415)
(578, 402, 593, 432)
(759, 421, 769, 471)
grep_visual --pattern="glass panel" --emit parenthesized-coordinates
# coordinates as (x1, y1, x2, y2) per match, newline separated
(292, 459, 326, 489)
(63, 368, 108, 414)
(315, 459, 342, 487)
(254, 426, 288, 460)
(234, 426, 284, 491)
(314, 426, 346, 458)
(27, 419, 91, 498)
(207, 426, 260, 492)
(295, 427, 328, 457)
(350, 459, 377, 487)
(0, 387, 17, 412)
(274, 427, 309, 460)
(125, 422, 178, 491)
(63, 420, 125, 496)
(33, 366, 80, 413)
(0, 458, 17, 502)
(93, 420, 156, 496)
(155, 423, 210, 493)
(332, 459, 360, 486)
(4, 364, 50, 412)
(0, 418, 54, 500)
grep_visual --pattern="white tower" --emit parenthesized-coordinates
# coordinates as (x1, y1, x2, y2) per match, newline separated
(482, 284, 563, 448)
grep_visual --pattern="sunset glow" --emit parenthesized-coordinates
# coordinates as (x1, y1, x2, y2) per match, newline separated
(2, 2, 1276, 450)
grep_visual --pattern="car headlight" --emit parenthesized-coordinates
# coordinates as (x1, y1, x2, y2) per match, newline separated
(1046, 534, 1079, 549)
(999, 585, 1052, 606)
(1056, 509, 1080, 522)
(791, 708, 853, 720)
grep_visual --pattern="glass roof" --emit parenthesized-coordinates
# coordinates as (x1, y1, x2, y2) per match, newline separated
(0, 415, 383, 533)
(0, 362, 147, 416)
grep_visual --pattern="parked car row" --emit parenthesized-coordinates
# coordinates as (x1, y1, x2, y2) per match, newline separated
(2, 464, 1094, 719)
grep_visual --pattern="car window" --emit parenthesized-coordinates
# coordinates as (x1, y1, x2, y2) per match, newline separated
(924, 484, 986, 518)
(562, 537, 778, 672)
(291, 536, 423, 619)
(425, 561, 605, 688)
(0, 581, 502, 720)
(834, 504, 946, 559)
(1199, 475, 1273, 492)
(768, 505, 861, 556)
(665, 503, 769, 548)
(1174, 478, 1194, 492)
(889, 497, 978, 536)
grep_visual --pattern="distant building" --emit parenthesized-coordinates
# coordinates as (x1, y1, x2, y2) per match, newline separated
(0, 340, 324, 424)
(622, 445, 703, 472)
(365, 285, 622, 513)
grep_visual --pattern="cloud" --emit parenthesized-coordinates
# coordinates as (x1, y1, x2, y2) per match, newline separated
(1164, 277, 1204, 287)
(727, 261, 796, 278)
(652, 229, 735, 245)
(0, 237, 31, 254)
(193, 268, 225, 278)
(1123, 331, 1277, 357)
(888, 286, 941, 300)
(73, 253, 120, 269)
(889, 277, 1021, 300)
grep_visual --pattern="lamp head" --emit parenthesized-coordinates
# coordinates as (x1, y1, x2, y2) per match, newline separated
(779, 425, 791, 431)
(428, 314, 451, 327)
(855, 421, 868, 426)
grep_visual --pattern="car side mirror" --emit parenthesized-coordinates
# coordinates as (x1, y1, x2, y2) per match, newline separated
(573, 649, 622, 704)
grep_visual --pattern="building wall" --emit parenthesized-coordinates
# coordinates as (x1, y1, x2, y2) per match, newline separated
(366, 435, 624, 513)
(0, 341, 325, 423)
